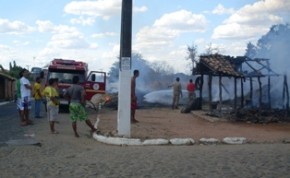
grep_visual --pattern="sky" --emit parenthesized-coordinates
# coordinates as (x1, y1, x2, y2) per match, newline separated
(0, 0, 290, 74)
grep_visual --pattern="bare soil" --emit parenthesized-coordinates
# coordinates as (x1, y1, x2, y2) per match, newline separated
(96, 107, 290, 143)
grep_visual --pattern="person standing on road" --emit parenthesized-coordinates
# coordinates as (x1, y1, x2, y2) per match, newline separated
(65, 76, 96, 137)
(19, 69, 33, 126)
(186, 79, 196, 103)
(131, 69, 140, 123)
(169, 77, 183, 109)
(33, 76, 43, 118)
(42, 78, 59, 134)
(16, 70, 23, 125)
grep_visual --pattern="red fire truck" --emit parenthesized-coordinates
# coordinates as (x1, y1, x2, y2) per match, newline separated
(47, 59, 106, 108)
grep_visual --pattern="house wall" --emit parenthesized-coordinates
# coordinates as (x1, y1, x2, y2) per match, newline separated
(0, 75, 15, 101)
(0, 77, 4, 99)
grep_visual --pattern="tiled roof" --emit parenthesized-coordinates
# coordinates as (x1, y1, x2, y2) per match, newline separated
(200, 55, 241, 77)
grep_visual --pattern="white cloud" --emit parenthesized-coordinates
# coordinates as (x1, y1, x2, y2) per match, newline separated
(133, 6, 148, 13)
(154, 10, 207, 33)
(212, 0, 290, 40)
(223, 42, 248, 56)
(12, 40, 30, 46)
(135, 26, 177, 50)
(212, 4, 235, 15)
(135, 10, 207, 51)
(36, 39, 119, 72)
(201, 40, 249, 57)
(134, 10, 207, 72)
(48, 33, 89, 49)
(36, 20, 54, 32)
(0, 44, 9, 50)
(88, 44, 120, 71)
(37, 48, 59, 65)
(36, 20, 90, 49)
(90, 43, 98, 49)
(0, 18, 34, 35)
(91, 32, 117, 38)
(70, 16, 96, 26)
(64, 0, 122, 20)
(64, 0, 147, 20)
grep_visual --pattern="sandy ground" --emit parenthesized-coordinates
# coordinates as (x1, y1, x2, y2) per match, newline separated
(98, 107, 290, 143)
(1, 107, 290, 178)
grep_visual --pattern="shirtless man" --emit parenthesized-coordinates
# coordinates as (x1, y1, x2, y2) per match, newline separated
(131, 70, 139, 123)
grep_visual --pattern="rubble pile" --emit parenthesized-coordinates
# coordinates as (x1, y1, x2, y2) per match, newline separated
(103, 93, 118, 109)
(227, 108, 289, 123)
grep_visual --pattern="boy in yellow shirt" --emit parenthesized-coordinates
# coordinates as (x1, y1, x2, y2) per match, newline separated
(42, 78, 59, 134)
(33, 77, 43, 118)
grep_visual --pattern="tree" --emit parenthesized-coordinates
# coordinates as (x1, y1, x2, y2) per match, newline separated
(186, 43, 198, 73)
(205, 43, 220, 55)
(187, 43, 198, 63)
(107, 52, 177, 92)
(150, 61, 173, 75)
(244, 23, 290, 72)
(8, 61, 23, 78)
(107, 53, 153, 83)
(0, 64, 4, 72)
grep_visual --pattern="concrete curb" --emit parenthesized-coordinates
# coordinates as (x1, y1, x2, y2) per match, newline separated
(93, 132, 248, 146)
(222, 137, 247, 144)
(93, 134, 142, 146)
(92, 114, 248, 146)
(199, 138, 220, 145)
(170, 138, 195, 145)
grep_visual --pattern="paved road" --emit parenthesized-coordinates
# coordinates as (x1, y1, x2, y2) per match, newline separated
(0, 101, 26, 145)
(1, 102, 290, 178)
(0, 101, 48, 146)
(1, 141, 290, 178)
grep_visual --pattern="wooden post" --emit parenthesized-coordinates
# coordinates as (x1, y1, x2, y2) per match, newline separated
(266, 60, 271, 109)
(234, 77, 237, 110)
(283, 75, 289, 118)
(258, 76, 262, 108)
(268, 76, 271, 109)
(208, 74, 212, 112)
(250, 77, 253, 106)
(199, 74, 204, 109)
(241, 78, 244, 108)
(219, 75, 222, 113)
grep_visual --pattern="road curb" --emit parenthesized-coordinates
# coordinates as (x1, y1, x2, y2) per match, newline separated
(92, 115, 249, 146)
(93, 132, 249, 146)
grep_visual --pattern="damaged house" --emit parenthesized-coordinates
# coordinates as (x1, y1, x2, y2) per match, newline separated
(192, 54, 288, 122)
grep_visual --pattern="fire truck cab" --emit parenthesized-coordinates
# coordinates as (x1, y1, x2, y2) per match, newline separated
(47, 59, 106, 108)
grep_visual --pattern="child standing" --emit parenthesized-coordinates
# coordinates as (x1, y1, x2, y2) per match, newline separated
(33, 77, 43, 118)
(42, 78, 59, 134)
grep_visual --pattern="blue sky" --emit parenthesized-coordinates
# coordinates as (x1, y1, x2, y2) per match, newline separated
(0, 0, 289, 73)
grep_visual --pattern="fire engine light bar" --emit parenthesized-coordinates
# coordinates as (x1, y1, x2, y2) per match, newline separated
(49, 59, 88, 71)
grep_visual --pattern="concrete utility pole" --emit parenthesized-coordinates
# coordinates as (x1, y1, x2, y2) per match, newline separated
(117, 0, 132, 137)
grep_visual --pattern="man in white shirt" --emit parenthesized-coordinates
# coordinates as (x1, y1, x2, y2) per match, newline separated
(20, 69, 33, 126)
